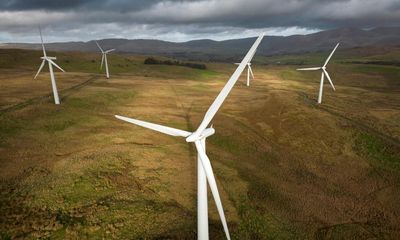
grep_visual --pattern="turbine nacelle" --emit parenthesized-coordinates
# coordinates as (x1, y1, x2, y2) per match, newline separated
(104, 49, 116, 54)
(186, 127, 215, 142)
(40, 56, 56, 60)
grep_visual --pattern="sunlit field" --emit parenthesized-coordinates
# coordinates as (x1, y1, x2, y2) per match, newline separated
(0, 48, 399, 239)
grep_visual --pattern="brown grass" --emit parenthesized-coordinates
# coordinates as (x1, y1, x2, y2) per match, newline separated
(0, 58, 399, 239)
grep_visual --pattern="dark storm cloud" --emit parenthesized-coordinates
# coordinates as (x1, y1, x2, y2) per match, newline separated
(0, 0, 399, 42)
(0, 0, 178, 11)
(0, 0, 90, 10)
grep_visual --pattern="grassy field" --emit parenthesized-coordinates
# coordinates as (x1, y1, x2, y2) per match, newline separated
(0, 47, 399, 239)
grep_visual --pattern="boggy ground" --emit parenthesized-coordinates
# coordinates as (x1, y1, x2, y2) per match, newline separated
(0, 50, 399, 239)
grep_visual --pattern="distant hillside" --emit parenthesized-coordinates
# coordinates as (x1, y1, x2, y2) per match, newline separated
(1, 27, 400, 61)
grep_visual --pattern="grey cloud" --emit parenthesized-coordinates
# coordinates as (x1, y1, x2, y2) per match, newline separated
(129, 0, 400, 28)
(0, 0, 399, 42)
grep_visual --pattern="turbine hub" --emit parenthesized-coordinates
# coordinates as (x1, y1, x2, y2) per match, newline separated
(186, 127, 215, 142)
(322, 66, 326, 70)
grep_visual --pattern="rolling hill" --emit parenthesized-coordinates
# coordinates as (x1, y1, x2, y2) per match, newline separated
(1, 27, 400, 61)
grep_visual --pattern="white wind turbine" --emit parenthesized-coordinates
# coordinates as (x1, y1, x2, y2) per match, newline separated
(95, 41, 115, 79)
(297, 43, 340, 104)
(115, 34, 265, 240)
(234, 42, 259, 86)
(34, 27, 66, 105)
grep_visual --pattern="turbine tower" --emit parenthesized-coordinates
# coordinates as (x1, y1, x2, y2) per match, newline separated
(34, 27, 65, 105)
(95, 41, 115, 79)
(297, 43, 340, 104)
(115, 34, 265, 240)
(235, 41, 260, 86)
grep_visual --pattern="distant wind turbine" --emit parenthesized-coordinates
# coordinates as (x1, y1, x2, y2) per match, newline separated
(34, 27, 65, 105)
(115, 34, 265, 240)
(95, 41, 115, 79)
(297, 43, 340, 104)
(235, 41, 261, 86)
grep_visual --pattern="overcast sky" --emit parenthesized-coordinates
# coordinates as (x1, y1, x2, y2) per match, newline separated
(0, 0, 399, 43)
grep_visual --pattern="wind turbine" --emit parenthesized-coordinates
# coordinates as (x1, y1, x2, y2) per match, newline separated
(95, 41, 115, 79)
(34, 27, 65, 105)
(297, 43, 340, 104)
(115, 34, 265, 240)
(234, 42, 259, 86)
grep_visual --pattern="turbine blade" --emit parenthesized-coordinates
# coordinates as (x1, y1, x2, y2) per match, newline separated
(249, 65, 255, 79)
(48, 59, 65, 72)
(296, 67, 321, 71)
(323, 69, 336, 91)
(39, 26, 47, 57)
(95, 41, 104, 53)
(194, 141, 231, 240)
(192, 33, 265, 138)
(105, 49, 115, 53)
(115, 115, 192, 137)
(101, 54, 105, 69)
(34, 60, 46, 79)
(249, 46, 257, 61)
(323, 43, 340, 67)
